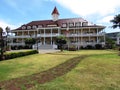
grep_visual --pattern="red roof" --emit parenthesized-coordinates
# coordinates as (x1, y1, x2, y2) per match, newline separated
(51, 6, 59, 15)
(13, 17, 105, 31)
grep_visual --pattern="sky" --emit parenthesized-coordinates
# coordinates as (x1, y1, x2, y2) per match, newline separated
(0, 0, 120, 33)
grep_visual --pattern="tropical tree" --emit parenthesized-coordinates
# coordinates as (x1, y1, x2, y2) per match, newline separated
(5, 26, 11, 51)
(0, 27, 5, 60)
(110, 14, 120, 55)
(25, 38, 36, 48)
(56, 36, 67, 51)
(105, 37, 115, 49)
(110, 14, 120, 29)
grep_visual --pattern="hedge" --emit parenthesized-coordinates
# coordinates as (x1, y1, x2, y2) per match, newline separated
(4, 50, 39, 60)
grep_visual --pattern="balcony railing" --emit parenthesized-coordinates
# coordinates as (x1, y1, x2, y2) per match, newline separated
(8, 33, 104, 38)
(8, 43, 25, 46)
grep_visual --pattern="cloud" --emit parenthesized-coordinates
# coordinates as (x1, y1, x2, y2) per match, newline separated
(0, 20, 18, 31)
(55, 0, 120, 16)
(98, 16, 114, 23)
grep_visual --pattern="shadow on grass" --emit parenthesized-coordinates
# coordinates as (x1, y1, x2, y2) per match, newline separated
(0, 55, 88, 90)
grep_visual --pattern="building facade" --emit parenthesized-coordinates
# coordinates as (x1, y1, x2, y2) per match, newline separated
(8, 7, 106, 49)
(106, 32, 120, 45)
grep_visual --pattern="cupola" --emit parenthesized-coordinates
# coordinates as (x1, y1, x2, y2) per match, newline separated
(51, 6, 59, 21)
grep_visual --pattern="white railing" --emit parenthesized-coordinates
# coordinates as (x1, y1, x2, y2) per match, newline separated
(68, 33, 104, 37)
(72, 42, 105, 46)
(8, 33, 104, 38)
(8, 43, 25, 46)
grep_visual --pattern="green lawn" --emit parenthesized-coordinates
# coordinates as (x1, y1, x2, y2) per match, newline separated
(0, 50, 120, 90)
(0, 53, 75, 81)
(31, 50, 120, 90)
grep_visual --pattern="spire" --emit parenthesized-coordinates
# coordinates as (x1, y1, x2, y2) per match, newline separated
(51, 6, 59, 15)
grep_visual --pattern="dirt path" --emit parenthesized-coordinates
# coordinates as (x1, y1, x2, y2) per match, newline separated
(0, 55, 87, 90)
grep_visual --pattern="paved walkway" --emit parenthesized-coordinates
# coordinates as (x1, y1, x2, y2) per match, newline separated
(38, 49, 60, 54)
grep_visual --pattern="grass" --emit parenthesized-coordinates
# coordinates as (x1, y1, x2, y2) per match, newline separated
(31, 50, 120, 90)
(0, 53, 74, 81)
(0, 50, 120, 90)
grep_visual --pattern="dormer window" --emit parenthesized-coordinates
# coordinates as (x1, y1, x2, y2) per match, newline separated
(62, 23, 67, 27)
(32, 25, 37, 29)
(27, 26, 31, 29)
(76, 22, 80, 27)
(69, 23, 74, 27)
(38, 25, 42, 28)
(22, 26, 26, 29)
(82, 22, 88, 26)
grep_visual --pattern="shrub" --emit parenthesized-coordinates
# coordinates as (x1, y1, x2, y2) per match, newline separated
(68, 45, 77, 51)
(86, 45, 93, 49)
(4, 50, 38, 60)
(95, 44, 102, 49)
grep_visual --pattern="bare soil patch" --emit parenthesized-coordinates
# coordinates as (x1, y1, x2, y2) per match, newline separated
(0, 55, 87, 90)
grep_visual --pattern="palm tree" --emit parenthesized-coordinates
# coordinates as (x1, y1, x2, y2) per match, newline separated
(5, 26, 10, 51)
(110, 14, 120, 55)
(110, 14, 120, 29)
(0, 27, 4, 60)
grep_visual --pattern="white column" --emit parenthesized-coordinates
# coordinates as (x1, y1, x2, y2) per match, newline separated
(34, 31, 35, 36)
(51, 28, 52, 45)
(89, 28, 90, 43)
(28, 30, 29, 36)
(117, 37, 119, 44)
(22, 31, 23, 36)
(16, 31, 18, 46)
(81, 29, 83, 46)
(44, 29, 45, 45)
(74, 29, 75, 42)
(58, 28, 59, 35)
(97, 28, 98, 43)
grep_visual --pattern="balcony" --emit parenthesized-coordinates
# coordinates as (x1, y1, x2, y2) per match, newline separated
(7, 33, 104, 39)
(8, 43, 25, 46)
(67, 33, 104, 37)
(72, 42, 105, 46)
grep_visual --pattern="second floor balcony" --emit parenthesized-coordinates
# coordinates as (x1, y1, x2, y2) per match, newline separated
(8, 33, 105, 38)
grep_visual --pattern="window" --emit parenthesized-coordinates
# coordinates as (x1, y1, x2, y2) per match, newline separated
(38, 25, 42, 28)
(62, 23, 67, 27)
(32, 25, 37, 29)
(47, 24, 57, 27)
(82, 22, 88, 26)
(69, 23, 74, 27)
(75, 22, 80, 27)
(22, 26, 26, 29)
(27, 26, 31, 29)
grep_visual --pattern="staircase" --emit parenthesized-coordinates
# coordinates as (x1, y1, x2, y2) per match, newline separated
(33, 44, 57, 50)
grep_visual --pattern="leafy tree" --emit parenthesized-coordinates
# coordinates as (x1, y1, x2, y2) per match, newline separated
(105, 37, 115, 49)
(110, 14, 120, 29)
(25, 38, 36, 48)
(56, 36, 67, 51)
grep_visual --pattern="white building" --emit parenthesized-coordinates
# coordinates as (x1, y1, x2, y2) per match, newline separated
(8, 7, 106, 50)
(106, 32, 120, 45)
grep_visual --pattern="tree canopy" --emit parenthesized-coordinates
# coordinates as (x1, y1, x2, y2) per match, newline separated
(56, 36, 67, 51)
(110, 14, 120, 29)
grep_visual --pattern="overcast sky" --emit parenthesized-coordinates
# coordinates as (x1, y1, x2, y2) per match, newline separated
(0, 0, 120, 33)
